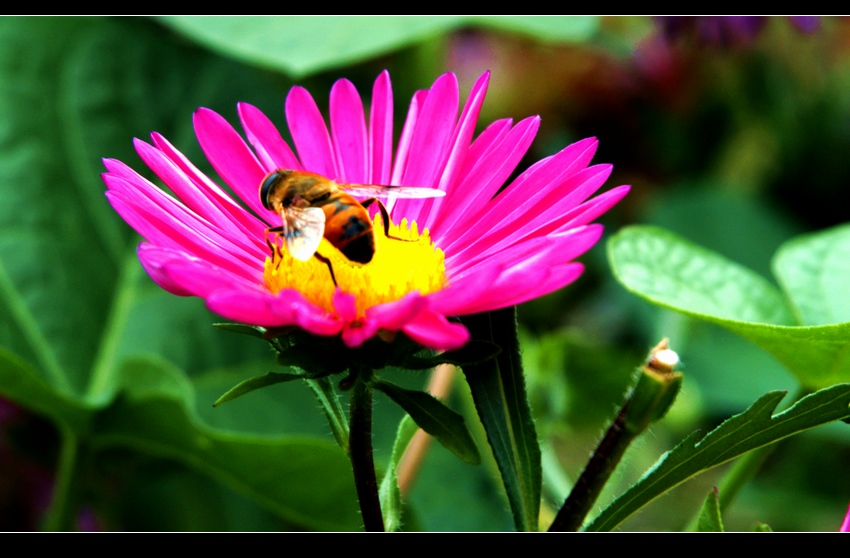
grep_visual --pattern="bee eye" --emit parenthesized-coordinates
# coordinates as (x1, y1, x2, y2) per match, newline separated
(314, 192, 331, 203)
(260, 171, 282, 209)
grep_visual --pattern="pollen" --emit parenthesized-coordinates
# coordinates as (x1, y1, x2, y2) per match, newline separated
(263, 215, 446, 316)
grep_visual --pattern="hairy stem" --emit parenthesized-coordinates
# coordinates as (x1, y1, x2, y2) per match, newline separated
(349, 378, 384, 532)
(548, 403, 634, 531)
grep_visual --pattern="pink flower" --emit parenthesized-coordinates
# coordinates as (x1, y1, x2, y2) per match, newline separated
(841, 502, 850, 532)
(103, 71, 629, 351)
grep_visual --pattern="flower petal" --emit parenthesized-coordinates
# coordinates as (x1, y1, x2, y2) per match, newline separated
(105, 178, 260, 283)
(237, 102, 302, 171)
(194, 108, 272, 221)
(330, 79, 368, 184)
(206, 290, 294, 328)
(286, 86, 338, 179)
(446, 164, 614, 263)
(417, 71, 491, 228)
(366, 291, 427, 331)
(369, 70, 393, 184)
(431, 115, 540, 240)
(333, 289, 358, 322)
(149, 132, 271, 237)
(136, 243, 193, 296)
(390, 89, 428, 186)
(132, 139, 266, 260)
(342, 319, 380, 348)
(456, 263, 586, 315)
(402, 309, 470, 351)
(391, 74, 460, 220)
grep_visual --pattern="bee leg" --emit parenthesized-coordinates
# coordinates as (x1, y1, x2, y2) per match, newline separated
(274, 244, 284, 270)
(264, 227, 284, 254)
(313, 253, 339, 287)
(360, 198, 414, 242)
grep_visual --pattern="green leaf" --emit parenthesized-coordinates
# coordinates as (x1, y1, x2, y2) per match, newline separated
(0, 16, 278, 399)
(379, 414, 419, 532)
(608, 226, 850, 388)
(372, 378, 480, 465)
(473, 16, 599, 43)
(158, 16, 463, 77)
(158, 16, 599, 78)
(773, 223, 850, 326)
(94, 357, 361, 531)
(213, 371, 304, 407)
(609, 226, 795, 325)
(460, 307, 541, 531)
(0, 349, 93, 435)
(697, 488, 724, 532)
(212, 323, 268, 339)
(0, 17, 121, 396)
(584, 384, 850, 531)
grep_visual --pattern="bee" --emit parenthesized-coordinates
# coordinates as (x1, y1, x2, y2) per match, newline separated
(260, 169, 445, 284)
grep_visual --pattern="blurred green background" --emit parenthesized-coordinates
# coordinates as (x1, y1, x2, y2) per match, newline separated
(1, 16, 849, 531)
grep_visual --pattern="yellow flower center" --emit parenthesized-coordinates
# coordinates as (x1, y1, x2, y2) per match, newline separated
(263, 215, 446, 316)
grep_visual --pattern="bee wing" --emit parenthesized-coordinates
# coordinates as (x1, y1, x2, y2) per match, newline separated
(282, 206, 325, 261)
(341, 184, 446, 199)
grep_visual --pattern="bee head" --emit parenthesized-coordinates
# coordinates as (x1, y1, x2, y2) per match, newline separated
(260, 169, 295, 210)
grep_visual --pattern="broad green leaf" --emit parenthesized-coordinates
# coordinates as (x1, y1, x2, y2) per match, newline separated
(773, 224, 850, 326)
(111, 460, 300, 531)
(158, 16, 599, 78)
(379, 414, 419, 532)
(373, 378, 480, 465)
(0, 349, 93, 434)
(213, 371, 304, 407)
(584, 384, 850, 531)
(0, 16, 277, 398)
(644, 186, 802, 283)
(460, 307, 541, 531)
(94, 357, 361, 531)
(473, 16, 599, 43)
(192, 363, 333, 437)
(608, 226, 850, 388)
(0, 17, 121, 395)
(697, 488, 724, 532)
(158, 17, 463, 78)
(609, 226, 795, 325)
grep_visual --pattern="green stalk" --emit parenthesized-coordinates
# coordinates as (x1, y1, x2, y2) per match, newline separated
(548, 403, 634, 531)
(305, 376, 349, 454)
(42, 425, 82, 531)
(549, 340, 682, 531)
(349, 377, 384, 532)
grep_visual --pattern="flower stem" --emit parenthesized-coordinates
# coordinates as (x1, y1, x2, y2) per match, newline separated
(548, 403, 634, 532)
(42, 426, 82, 531)
(349, 377, 384, 532)
(549, 340, 682, 532)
